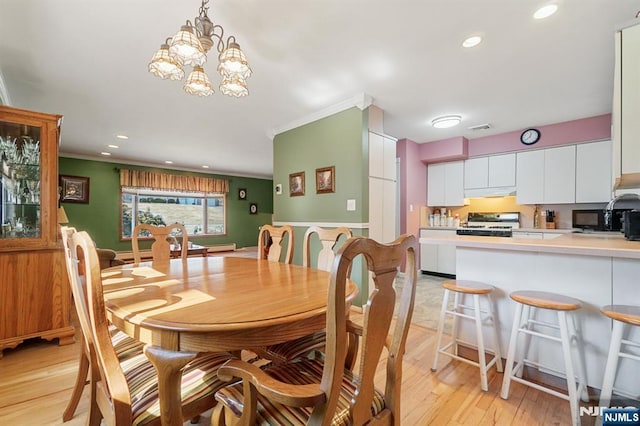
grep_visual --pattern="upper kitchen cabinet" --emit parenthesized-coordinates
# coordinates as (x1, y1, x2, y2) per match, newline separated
(464, 153, 516, 196)
(516, 145, 576, 204)
(613, 21, 640, 190)
(368, 131, 396, 180)
(576, 140, 612, 203)
(427, 161, 464, 206)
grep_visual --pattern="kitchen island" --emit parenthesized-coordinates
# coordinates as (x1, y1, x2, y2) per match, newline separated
(420, 232, 640, 397)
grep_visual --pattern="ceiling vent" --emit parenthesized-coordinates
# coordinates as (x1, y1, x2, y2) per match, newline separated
(467, 123, 492, 131)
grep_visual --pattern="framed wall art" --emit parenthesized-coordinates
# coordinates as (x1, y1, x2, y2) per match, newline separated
(289, 171, 305, 197)
(249, 203, 258, 214)
(238, 188, 247, 200)
(59, 175, 90, 203)
(315, 166, 335, 194)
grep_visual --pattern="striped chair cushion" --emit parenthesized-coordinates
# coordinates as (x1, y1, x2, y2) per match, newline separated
(121, 352, 234, 426)
(215, 358, 385, 426)
(260, 331, 327, 363)
(109, 326, 144, 360)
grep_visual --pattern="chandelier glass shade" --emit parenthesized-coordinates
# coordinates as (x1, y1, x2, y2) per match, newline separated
(148, 40, 185, 80)
(148, 0, 251, 97)
(220, 74, 248, 97)
(184, 66, 215, 97)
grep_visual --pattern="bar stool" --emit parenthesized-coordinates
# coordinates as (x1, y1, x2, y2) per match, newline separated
(599, 305, 640, 409)
(501, 291, 589, 426)
(431, 279, 503, 392)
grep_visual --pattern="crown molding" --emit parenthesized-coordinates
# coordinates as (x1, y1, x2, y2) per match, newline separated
(270, 93, 374, 139)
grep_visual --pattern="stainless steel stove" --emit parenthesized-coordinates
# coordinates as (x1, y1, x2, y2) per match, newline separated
(456, 212, 520, 237)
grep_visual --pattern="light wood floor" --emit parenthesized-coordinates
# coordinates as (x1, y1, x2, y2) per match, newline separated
(0, 315, 595, 426)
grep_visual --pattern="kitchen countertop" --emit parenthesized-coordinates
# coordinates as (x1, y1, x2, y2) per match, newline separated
(419, 232, 640, 259)
(420, 226, 573, 233)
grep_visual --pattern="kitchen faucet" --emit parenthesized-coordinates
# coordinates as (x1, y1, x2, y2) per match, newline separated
(604, 193, 640, 229)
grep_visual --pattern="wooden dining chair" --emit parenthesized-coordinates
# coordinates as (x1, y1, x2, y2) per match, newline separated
(258, 226, 353, 364)
(132, 223, 188, 263)
(60, 226, 143, 422)
(257, 224, 294, 264)
(68, 230, 236, 425)
(212, 234, 418, 426)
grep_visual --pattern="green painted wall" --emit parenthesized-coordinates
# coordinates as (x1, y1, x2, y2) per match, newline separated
(272, 107, 370, 305)
(273, 107, 369, 224)
(59, 157, 272, 251)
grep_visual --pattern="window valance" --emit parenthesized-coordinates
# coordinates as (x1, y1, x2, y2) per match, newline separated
(119, 169, 229, 193)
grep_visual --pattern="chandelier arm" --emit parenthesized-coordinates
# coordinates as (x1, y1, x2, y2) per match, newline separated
(210, 24, 226, 53)
(199, 0, 210, 16)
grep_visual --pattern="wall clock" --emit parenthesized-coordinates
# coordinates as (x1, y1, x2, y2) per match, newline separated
(520, 128, 541, 145)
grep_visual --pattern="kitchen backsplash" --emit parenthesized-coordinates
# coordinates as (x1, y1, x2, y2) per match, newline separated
(420, 196, 607, 229)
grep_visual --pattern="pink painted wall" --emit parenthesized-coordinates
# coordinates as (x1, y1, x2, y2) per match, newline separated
(418, 136, 469, 164)
(397, 138, 426, 238)
(468, 114, 611, 156)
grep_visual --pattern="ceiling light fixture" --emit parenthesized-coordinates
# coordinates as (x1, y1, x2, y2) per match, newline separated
(116, 134, 129, 140)
(533, 4, 558, 19)
(100, 152, 111, 156)
(432, 115, 462, 129)
(148, 0, 251, 97)
(108, 144, 119, 149)
(462, 36, 482, 48)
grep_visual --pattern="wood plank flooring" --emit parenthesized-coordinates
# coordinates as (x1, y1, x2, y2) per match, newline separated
(0, 316, 596, 425)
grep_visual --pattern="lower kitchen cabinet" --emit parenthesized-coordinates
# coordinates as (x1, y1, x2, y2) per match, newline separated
(420, 229, 456, 276)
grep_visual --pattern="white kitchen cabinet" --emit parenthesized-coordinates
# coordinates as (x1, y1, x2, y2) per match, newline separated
(488, 153, 516, 187)
(369, 177, 396, 244)
(420, 229, 456, 275)
(369, 131, 396, 180)
(516, 146, 575, 204)
(464, 157, 489, 189)
(544, 145, 576, 204)
(576, 140, 612, 203)
(464, 153, 516, 191)
(516, 149, 545, 204)
(620, 24, 640, 176)
(427, 161, 464, 206)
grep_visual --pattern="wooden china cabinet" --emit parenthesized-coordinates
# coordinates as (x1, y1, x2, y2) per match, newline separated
(0, 105, 74, 358)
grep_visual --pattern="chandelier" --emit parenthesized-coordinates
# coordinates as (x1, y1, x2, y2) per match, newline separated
(148, 0, 252, 97)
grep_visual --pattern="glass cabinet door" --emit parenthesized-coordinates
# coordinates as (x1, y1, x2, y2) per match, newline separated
(0, 121, 42, 239)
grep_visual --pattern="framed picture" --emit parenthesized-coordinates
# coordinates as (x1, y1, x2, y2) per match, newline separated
(315, 166, 335, 194)
(289, 171, 305, 197)
(238, 188, 247, 200)
(249, 203, 258, 214)
(60, 175, 90, 203)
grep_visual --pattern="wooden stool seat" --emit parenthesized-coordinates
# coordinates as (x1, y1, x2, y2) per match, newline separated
(510, 290, 581, 311)
(601, 305, 640, 326)
(442, 279, 494, 294)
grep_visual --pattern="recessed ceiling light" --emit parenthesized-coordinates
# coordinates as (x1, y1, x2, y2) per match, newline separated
(431, 115, 462, 129)
(462, 36, 482, 48)
(108, 144, 119, 149)
(100, 152, 111, 156)
(533, 4, 558, 19)
(202, 165, 209, 169)
(165, 160, 173, 164)
(116, 134, 129, 140)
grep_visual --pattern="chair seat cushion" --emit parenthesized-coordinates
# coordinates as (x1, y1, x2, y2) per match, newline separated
(215, 358, 385, 426)
(109, 325, 144, 360)
(261, 330, 327, 363)
(123, 352, 234, 426)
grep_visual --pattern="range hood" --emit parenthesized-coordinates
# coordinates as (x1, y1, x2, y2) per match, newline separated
(464, 186, 517, 198)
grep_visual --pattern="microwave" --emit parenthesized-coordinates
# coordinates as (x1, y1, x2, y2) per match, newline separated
(572, 209, 606, 231)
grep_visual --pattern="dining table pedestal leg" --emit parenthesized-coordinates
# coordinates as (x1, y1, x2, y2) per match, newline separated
(144, 345, 198, 426)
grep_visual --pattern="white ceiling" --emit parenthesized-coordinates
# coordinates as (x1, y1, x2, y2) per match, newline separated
(1, 0, 639, 179)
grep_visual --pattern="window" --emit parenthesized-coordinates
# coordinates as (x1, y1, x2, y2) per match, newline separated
(121, 188, 225, 239)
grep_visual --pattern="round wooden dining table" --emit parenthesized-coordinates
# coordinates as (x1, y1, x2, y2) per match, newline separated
(102, 255, 358, 426)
